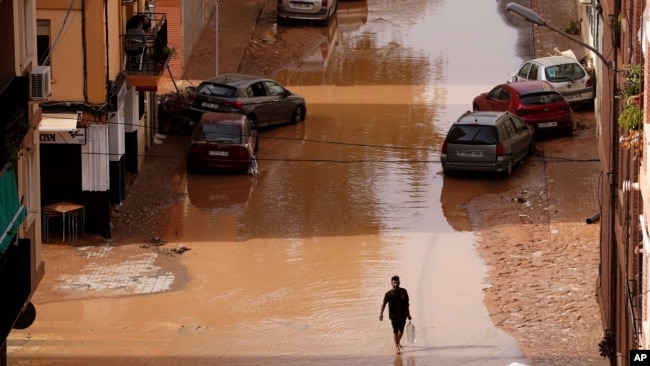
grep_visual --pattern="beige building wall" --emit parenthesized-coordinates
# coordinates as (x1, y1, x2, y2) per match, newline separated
(37, 1, 123, 104)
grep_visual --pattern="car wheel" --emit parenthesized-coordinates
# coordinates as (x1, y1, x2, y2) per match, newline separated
(565, 127, 574, 137)
(317, 16, 329, 27)
(291, 107, 303, 124)
(528, 137, 536, 156)
(501, 160, 513, 178)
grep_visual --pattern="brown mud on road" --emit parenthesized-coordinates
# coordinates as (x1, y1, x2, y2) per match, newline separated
(466, 108, 607, 365)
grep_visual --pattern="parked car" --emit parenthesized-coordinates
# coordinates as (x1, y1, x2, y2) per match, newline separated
(472, 80, 575, 136)
(277, 0, 338, 26)
(187, 112, 258, 173)
(440, 111, 535, 177)
(508, 55, 595, 104)
(188, 73, 307, 129)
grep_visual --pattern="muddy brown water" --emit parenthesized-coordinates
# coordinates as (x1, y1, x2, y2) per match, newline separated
(9, 1, 536, 364)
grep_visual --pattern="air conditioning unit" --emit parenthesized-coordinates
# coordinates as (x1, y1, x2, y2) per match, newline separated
(29, 65, 51, 101)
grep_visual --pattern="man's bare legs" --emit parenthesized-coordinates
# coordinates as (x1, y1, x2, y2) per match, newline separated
(394, 330, 403, 354)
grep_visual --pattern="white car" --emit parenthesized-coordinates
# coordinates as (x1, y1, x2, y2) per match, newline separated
(277, 0, 338, 26)
(508, 55, 595, 104)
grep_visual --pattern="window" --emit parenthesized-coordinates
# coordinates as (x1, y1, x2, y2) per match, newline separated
(520, 92, 564, 105)
(447, 126, 498, 145)
(248, 83, 266, 97)
(488, 87, 510, 102)
(37, 20, 51, 66)
(504, 119, 517, 137)
(518, 63, 532, 79)
(264, 81, 285, 96)
(528, 64, 539, 80)
(197, 83, 237, 98)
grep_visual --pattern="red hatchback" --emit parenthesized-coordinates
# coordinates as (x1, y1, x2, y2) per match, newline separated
(472, 80, 574, 136)
(187, 112, 258, 173)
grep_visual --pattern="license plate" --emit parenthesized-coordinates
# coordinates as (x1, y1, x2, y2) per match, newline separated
(458, 150, 484, 157)
(293, 2, 311, 8)
(209, 151, 228, 156)
(565, 94, 582, 101)
(202, 102, 220, 109)
(538, 122, 557, 128)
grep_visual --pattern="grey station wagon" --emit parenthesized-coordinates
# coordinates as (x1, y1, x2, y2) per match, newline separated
(441, 111, 535, 177)
(188, 74, 307, 129)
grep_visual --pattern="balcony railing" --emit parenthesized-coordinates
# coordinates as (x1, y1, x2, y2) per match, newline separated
(121, 13, 170, 75)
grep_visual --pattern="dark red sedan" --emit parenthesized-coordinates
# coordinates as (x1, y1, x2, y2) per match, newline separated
(187, 112, 258, 174)
(472, 80, 574, 136)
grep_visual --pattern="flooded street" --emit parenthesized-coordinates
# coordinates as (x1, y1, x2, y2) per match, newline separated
(9, 1, 542, 365)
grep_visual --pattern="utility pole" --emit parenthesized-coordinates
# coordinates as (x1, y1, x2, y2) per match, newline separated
(215, 0, 220, 76)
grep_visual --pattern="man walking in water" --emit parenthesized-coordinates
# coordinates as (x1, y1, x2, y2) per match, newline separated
(379, 275, 412, 354)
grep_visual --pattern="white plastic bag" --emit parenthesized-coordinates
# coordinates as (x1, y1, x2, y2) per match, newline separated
(247, 156, 258, 176)
(406, 320, 416, 344)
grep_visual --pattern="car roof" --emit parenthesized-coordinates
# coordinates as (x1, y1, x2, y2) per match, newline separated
(505, 80, 557, 94)
(454, 111, 512, 126)
(198, 112, 247, 125)
(202, 73, 268, 87)
(526, 55, 582, 67)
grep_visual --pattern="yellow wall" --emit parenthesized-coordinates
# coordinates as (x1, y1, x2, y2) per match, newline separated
(38, 1, 123, 105)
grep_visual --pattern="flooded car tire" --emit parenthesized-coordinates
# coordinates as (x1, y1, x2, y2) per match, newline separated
(291, 107, 303, 124)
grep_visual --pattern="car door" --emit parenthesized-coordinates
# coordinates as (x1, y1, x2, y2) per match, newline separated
(511, 62, 533, 82)
(263, 80, 296, 125)
(507, 116, 532, 160)
(483, 86, 511, 111)
(244, 81, 277, 127)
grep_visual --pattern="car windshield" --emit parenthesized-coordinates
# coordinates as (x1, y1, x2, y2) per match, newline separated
(195, 124, 242, 143)
(446, 125, 498, 145)
(196, 83, 238, 98)
(520, 92, 565, 105)
(544, 63, 586, 82)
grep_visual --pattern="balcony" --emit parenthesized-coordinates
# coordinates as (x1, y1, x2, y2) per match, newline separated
(121, 13, 171, 91)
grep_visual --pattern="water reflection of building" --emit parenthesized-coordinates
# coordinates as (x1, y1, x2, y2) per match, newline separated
(336, 0, 368, 33)
(295, 15, 339, 73)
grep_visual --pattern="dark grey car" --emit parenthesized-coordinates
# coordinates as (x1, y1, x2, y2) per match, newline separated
(188, 73, 307, 129)
(440, 111, 535, 177)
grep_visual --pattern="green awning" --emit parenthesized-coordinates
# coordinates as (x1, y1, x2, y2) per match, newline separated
(0, 164, 26, 254)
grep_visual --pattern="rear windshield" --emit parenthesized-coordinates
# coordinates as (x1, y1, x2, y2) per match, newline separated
(520, 92, 565, 105)
(194, 124, 242, 143)
(446, 125, 498, 145)
(544, 63, 586, 82)
(196, 83, 237, 98)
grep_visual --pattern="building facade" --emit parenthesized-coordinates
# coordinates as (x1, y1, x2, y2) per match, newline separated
(0, 0, 45, 364)
(591, 0, 649, 365)
(35, 0, 173, 238)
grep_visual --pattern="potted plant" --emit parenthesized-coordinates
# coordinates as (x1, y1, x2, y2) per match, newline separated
(565, 20, 581, 35)
(618, 102, 644, 160)
(622, 63, 643, 104)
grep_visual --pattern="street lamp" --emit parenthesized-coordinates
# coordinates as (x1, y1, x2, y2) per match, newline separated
(505, 2, 612, 69)
(506, 4, 619, 351)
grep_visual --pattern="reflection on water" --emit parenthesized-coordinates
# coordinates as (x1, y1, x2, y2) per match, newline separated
(186, 173, 256, 212)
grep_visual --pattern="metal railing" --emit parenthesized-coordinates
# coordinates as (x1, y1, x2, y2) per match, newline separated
(121, 13, 170, 75)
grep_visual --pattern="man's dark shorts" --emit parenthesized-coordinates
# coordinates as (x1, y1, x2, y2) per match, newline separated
(391, 319, 406, 334)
